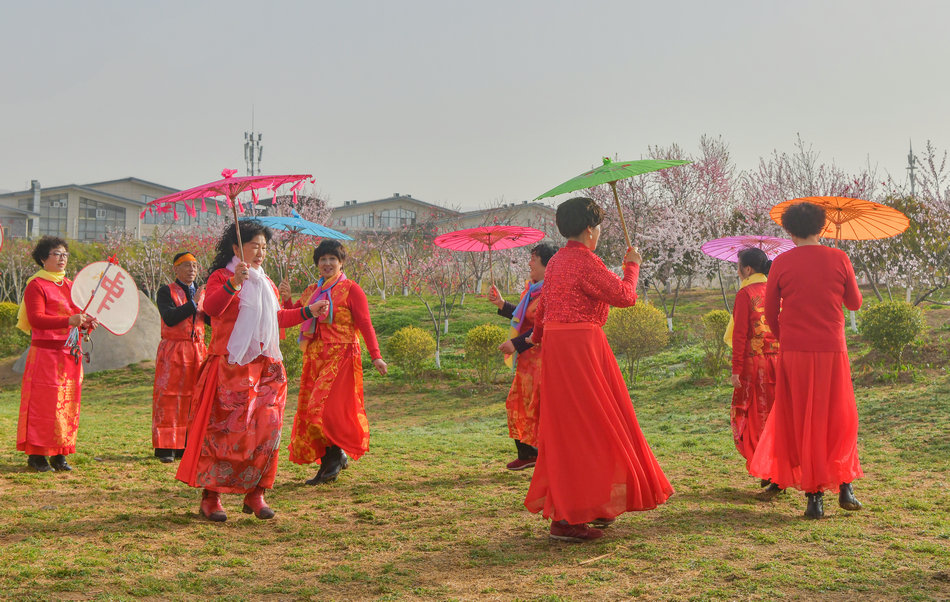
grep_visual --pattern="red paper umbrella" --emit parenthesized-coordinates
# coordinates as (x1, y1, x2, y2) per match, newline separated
(143, 169, 312, 259)
(433, 225, 545, 284)
(700, 235, 795, 263)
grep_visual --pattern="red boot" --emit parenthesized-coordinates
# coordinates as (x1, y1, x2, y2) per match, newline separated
(200, 489, 227, 522)
(242, 486, 275, 519)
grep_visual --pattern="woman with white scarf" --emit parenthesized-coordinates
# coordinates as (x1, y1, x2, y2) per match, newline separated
(176, 221, 327, 522)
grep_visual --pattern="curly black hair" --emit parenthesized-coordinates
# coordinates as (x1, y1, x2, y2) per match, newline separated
(313, 239, 346, 266)
(530, 242, 559, 266)
(555, 197, 605, 238)
(207, 220, 273, 275)
(31, 236, 69, 267)
(737, 247, 771, 276)
(781, 202, 827, 239)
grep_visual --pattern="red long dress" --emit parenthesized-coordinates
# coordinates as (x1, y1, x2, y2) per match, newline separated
(285, 278, 382, 464)
(17, 278, 83, 457)
(730, 279, 778, 472)
(497, 293, 542, 446)
(524, 241, 673, 524)
(175, 268, 308, 494)
(749, 245, 863, 493)
(152, 282, 206, 450)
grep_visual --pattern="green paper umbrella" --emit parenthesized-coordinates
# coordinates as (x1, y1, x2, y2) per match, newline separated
(536, 157, 691, 247)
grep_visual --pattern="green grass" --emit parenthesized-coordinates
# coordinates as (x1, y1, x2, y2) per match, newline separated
(0, 290, 948, 600)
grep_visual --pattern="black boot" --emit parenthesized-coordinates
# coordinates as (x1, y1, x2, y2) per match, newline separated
(757, 482, 785, 501)
(49, 455, 72, 471)
(27, 455, 53, 472)
(838, 482, 863, 511)
(804, 492, 824, 519)
(154, 448, 174, 463)
(305, 446, 347, 485)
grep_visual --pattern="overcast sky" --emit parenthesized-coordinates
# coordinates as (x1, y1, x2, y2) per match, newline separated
(2, 0, 947, 209)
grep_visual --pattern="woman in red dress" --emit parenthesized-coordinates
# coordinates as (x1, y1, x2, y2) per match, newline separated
(175, 221, 327, 521)
(16, 236, 96, 472)
(749, 202, 864, 519)
(525, 197, 673, 542)
(487, 242, 557, 471)
(281, 240, 387, 485)
(727, 247, 779, 492)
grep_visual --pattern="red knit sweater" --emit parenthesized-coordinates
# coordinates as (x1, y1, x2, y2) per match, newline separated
(764, 245, 862, 352)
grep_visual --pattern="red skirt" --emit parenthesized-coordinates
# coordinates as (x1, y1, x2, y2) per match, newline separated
(731, 353, 777, 472)
(505, 343, 541, 446)
(152, 338, 206, 449)
(749, 351, 863, 492)
(175, 354, 287, 494)
(524, 323, 673, 524)
(17, 344, 83, 456)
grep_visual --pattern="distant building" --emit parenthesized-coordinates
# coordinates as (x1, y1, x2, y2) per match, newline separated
(329, 193, 556, 235)
(0, 177, 222, 241)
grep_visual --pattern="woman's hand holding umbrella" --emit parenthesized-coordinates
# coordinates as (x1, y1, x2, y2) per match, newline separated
(278, 280, 292, 304)
(231, 262, 251, 289)
(624, 246, 643, 265)
(487, 285, 505, 309)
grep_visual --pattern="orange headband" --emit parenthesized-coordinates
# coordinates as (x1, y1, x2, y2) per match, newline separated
(174, 253, 197, 266)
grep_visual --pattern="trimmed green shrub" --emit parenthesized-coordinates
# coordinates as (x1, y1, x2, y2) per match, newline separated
(0, 301, 29, 358)
(858, 300, 924, 373)
(388, 325, 436, 378)
(280, 325, 304, 382)
(604, 302, 669, 382)
(699, 309, 731, 378)
(464, 323, 508, 383)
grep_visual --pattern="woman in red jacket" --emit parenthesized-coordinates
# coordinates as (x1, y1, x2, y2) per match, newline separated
(749, 202, 864, 519)
(727, 247, 778, 490)
(176, 221, 326, 522)
(524, 197, 673, 542)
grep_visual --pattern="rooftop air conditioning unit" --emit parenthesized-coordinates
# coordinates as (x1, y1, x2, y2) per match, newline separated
(95, 209, 107, 219)
(50, 199, 67, 209)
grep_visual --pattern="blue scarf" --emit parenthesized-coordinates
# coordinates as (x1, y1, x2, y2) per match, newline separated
(506, 279, 543, 368)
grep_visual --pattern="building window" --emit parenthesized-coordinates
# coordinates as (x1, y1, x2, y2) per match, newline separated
(78, 197, 126, 240)
(379, 208, 416, 228)
(41, 195, 69, 236)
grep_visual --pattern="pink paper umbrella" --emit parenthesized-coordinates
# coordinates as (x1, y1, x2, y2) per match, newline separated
(433, 225, 546, 285)
(700, 235, 795, 263)
(143, 169, 312, 259)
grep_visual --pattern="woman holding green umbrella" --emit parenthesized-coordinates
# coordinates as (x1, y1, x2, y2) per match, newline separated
(524, 197, 673, 542)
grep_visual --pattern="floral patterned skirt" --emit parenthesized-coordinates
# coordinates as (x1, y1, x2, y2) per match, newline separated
(17, 344, 83, 456)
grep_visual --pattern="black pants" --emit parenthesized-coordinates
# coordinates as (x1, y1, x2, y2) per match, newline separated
(514, 439, 538, 461)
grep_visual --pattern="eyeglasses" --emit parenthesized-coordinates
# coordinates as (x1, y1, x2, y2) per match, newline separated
(49, 252, 69, 259)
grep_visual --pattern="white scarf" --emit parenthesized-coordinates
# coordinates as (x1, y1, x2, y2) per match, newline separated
(225, 256, 282, 365)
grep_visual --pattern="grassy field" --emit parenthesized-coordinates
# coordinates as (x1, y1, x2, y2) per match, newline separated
(0, 290, 948, 600)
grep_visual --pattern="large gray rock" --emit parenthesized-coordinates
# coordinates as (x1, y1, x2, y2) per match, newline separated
(14, 290, 161, 374)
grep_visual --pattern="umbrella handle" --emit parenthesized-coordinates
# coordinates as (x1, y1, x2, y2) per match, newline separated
(609, 181, 633, 249)
(230, 197, 245, 261)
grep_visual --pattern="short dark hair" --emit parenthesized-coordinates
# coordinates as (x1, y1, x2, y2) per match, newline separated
(173, 251, 194, 263)
(313, 239, 346, 265)
(208, 220, 273, 274)
(781, 202, 826, 239)
(555, 197, 604, 238)
(737, 247, 771, 276)
(32, 236, 69, 267)
(530, 242, 558, 266)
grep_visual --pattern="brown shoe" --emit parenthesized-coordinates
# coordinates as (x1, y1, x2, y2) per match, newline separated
(242, 486, 275, 520)
(549, 520, 604, 542)
(200, 489, 227, 522)
(506, 457, 537, 471)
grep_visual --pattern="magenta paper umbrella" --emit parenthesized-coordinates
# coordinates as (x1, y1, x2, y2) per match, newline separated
(700, 235, 795, 264)
(143, 169, 312, 259)
(433, 225, 545, 284)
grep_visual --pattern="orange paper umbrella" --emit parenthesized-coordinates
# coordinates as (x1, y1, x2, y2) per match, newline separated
(769, 196, 909, 245)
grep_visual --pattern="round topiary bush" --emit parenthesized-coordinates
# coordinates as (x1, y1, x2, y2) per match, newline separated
(0, 301, 29, 357)
(464, 323, 509, 383)
(858, 300, 924, 372)
(604, 302, 669, 382)
(387, 325, 436, 378)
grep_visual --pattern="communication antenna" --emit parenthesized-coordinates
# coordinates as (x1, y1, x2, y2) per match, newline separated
(244, 107, 263, 176)
(907, 140, 918, 197)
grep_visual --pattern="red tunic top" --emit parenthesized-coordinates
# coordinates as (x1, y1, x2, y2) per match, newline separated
(534, 241, 639, 340)
(731, 281, 778, 374)
(284, 279, 382, 360)
(24, 278, 76, 342)
(764, 245, 862, 352)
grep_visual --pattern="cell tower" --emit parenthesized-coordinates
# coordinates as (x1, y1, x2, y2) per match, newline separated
(244, 108, 263, 176)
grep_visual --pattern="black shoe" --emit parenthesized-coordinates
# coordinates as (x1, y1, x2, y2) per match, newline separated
(760, 478, 771, 488)
(49, 455, 72, 472)
(305, 446, 347, 485)
(155, 449, 174, 463)
(838, 483, 863, 511)
(757, 483, 785, 501)
(174, 449, 185, 459)
(805, 492, 824, 519)
(27, 455, 53, 472)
